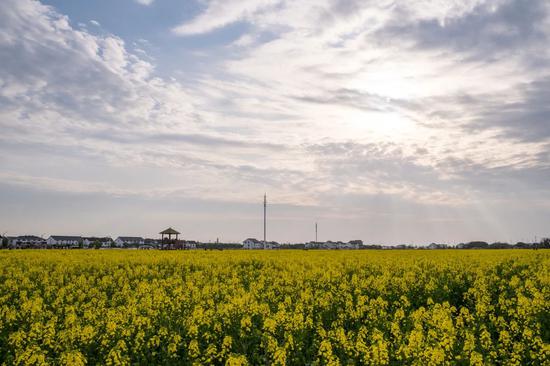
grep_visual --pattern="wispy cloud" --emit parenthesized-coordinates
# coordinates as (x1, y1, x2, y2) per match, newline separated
(172, 0, 281, 35)
(134, 0, 154, 6)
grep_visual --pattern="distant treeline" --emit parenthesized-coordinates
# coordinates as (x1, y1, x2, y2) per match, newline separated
(196, 243, 243, 250)
(280, 239, 550, 250)
(278, 244, 386, 250)
(2, 238, 549, 250)
(456, 239, 550, 249)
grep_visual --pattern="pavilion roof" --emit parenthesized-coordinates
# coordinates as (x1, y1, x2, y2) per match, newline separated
(160, 227, 180, 235)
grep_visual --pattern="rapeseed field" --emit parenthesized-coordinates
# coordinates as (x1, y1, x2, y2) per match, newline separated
(0, 250, 548, 365)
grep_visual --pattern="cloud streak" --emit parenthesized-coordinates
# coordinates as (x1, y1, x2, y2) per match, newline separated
(135, 0, 154, 6)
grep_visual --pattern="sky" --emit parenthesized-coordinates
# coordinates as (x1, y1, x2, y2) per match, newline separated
(1, 0, 549, 244)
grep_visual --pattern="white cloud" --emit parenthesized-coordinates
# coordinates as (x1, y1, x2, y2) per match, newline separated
(172, 0, 281, 35)
(135, 0, 154, 6)
(170, 0, 550, 209)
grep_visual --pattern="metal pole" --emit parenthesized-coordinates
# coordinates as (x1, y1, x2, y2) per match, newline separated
(315, 222, 318, 242)
(263, 193, 267, 246)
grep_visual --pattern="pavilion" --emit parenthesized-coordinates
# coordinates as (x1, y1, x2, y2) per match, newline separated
(159, 227, 180, 241)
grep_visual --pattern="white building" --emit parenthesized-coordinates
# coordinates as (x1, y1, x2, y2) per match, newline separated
(47, 236, 82, 246)
(337, 241, 361, 249)
(265, 241, 280, 249)
(183, 240, 198, 249)
(243, 238, 263, 249)
(115, 236, 144, 247)
(7, 236, 18, 247)
(305, 240, 362, 249)
(8, 235, 46, 248)
(305, 241, 321, 249)
(243, 238, 279, 249)
(143, 238, 159, 248)
(83, 237, 112, 248)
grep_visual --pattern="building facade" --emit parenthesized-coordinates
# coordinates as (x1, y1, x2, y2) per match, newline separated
(47, 236, 82, 246)
(243, 238, 279, 249)
(305, 240, 363, 249)
(114, 236, 145, 247)
(83, 237, 113, 248)
(8, 235, 46, 248)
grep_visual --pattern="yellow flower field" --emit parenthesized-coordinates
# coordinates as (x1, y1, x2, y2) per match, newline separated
(0, 250, 548, 365)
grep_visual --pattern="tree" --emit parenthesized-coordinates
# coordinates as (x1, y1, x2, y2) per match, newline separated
(535, 238, 550, 249)
(489, 242, 511, 249)
(1, 237, 8, 249)
(464, 241, 489, 249)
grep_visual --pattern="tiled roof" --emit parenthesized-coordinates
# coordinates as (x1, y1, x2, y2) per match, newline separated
(50, 236, 81, 240)
(159, 227, 180, 235)
(244, 238, 261, 243)
(16, 235, 44, 240)
(83, 237, 111, 242)
(117, 237, 144, 241)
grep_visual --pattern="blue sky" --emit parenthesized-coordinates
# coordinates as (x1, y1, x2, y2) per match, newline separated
(1, 0, 549, 244)
(41, 0, 247, 77)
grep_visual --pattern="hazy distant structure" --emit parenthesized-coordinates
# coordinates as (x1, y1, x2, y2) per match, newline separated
(241, 193, 280, 250)
(263, 193, 267, 246)
(315, 222, 318, 242)
(243, 237, 280, 249)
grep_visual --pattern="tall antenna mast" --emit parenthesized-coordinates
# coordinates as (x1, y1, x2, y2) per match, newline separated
(264, 193, 267, 248)
(315, 222, 318, 242)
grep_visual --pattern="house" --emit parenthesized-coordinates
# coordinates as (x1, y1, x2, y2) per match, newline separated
(9, 235, 46, 248)
(6, 236, 17, 247)
(243, 238, 263, 249)
(305, 241, 322, 249)
(305, 240, 362, 249)
(427, 243, 450, 249)
(115, 236, 144, 247)
(47, 236, 82, 246)
(83, 237, 112, 248)
(183, 240, 198, 249)
(338, 241, 356, 249)
(264, 241, 280, 249)
(242, 238, 279, 249)
(321, 241, 336, 249)
(144, 238, 160, 247)
(318, 241, 344, 249)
